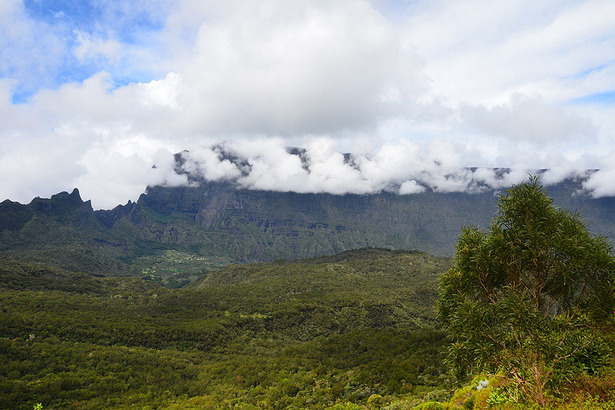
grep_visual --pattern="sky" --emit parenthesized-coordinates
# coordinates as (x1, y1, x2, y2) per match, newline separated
(1, 0, 615, 209)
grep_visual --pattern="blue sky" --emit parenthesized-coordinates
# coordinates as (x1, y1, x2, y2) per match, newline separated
(572, 91, 615, 106)
(8, 0, 168, 101)
(1, 0, 615, 208)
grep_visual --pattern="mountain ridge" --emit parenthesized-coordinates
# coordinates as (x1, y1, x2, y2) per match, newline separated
(2, 176, 615, 285)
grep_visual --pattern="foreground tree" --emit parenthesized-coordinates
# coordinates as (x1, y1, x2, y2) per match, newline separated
(438, 177, 615, 405)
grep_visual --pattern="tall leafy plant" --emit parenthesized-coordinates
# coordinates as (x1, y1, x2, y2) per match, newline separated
(438, 177, 615, 405)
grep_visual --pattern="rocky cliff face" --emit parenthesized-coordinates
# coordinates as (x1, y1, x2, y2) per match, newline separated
(0, 188, 93, 231)
(136, 183, 498, 258)
(2, 178, 615, 276)
(116, 177, 615, 261)
(0, 188, 129, 273)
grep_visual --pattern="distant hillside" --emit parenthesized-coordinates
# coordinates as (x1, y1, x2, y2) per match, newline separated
(191, 248, 449, 329)
(1, 177, 615, 283)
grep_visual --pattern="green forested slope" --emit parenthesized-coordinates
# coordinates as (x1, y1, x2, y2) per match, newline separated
(192, 248, 447, 330)
(0, 249, 450, 409)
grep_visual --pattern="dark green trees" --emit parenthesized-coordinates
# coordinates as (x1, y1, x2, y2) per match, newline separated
(438, 177, 615, 404)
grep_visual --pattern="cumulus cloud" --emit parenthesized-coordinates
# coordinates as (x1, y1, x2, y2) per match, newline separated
(582, 153, 615, 198)
(1, 0, 615, 208)
(157, 0, 429, 136)
(400, 0, 615, 105)
(73, 31, 123, 64)
(399, 180, 425, 195)
(460, 94, 596, 143)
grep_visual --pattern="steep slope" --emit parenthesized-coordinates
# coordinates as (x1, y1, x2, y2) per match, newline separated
(1, 178, 615, 282)
(109, 177, 615, 264)
(0, 189, 134, 274)
(134, 182, 498, 260)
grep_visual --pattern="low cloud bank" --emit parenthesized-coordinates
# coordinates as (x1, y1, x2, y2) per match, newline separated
(2, 135, 614, 210)
(2, 130, 613, 210)
(152, 139, 597, 200)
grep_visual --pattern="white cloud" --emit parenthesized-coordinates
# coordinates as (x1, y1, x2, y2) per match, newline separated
(1, 0, 615, 207)
(582, 153, 615, 198)
(73, 30, 123, 64)
(460, 94, 596, 143)
(164, 139, 562, 199)
(75, 147, 187, 209)
(399, 180, 425, 195)
(159, 0, 428, 136)
(400, 0, 615, 106)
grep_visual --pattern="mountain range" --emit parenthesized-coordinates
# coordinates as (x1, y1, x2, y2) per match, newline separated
(2, 173, 615, 286)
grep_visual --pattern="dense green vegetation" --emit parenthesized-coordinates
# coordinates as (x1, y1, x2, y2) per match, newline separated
(438, 178, 615, 408)
(0, 249, 451, 409)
